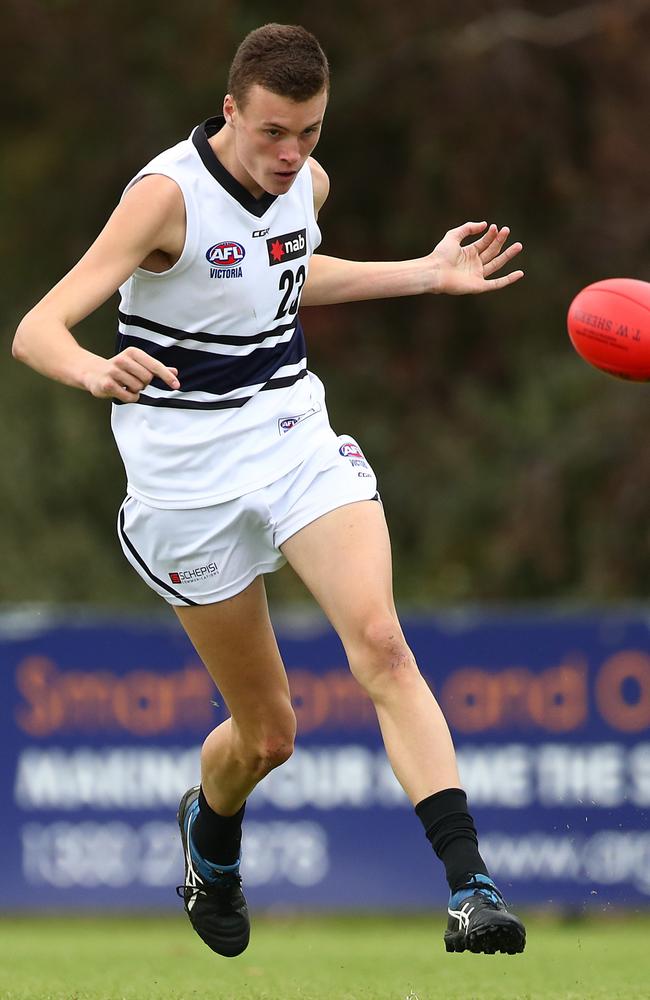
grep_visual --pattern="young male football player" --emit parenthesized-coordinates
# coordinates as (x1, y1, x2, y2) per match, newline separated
(13, 23, 526, 958)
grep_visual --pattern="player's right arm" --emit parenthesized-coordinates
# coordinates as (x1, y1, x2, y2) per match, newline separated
(12, 175, 183, 402)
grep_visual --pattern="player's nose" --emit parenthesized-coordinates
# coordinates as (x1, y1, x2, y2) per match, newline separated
(278, 141, 301, 165)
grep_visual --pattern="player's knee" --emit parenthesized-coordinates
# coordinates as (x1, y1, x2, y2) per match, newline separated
(264, 735, 295, 770)
(245, 732, 295, 777)
(348, 616, 420, 699)
(240, 707, 296, 778)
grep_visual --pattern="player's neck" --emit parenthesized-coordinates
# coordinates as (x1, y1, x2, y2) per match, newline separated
(209, 129, 265, 200)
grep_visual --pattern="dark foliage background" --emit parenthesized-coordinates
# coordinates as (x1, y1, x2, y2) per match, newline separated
(3, 1, 650, 607)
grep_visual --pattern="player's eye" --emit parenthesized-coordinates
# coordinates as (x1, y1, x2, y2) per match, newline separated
(265, 129, 281, 138)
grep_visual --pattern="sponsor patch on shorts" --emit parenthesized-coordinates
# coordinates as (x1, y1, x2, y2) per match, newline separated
(339, 441, 364, 460)
(169, 561, 219, 584)
(338, 439, 374, 478)
(278, 404, 321, 434)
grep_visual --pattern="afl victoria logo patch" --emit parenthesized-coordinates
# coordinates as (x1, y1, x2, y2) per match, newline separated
(206, 241, 246, 266)
(206, 241, 245, 278)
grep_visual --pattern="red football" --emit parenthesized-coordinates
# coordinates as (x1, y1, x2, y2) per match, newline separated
(567, 278, 650, 381)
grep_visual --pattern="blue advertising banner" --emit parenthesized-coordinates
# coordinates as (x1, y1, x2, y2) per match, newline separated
(1, 609, 649, 912)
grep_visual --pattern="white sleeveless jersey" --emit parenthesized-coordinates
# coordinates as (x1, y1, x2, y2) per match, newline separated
(111, 117, 332, 508)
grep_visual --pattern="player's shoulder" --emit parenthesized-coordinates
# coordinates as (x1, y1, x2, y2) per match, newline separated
(122, 133, 196, 213)
(120, 173, 185, 229)
(308, 157, 330, 215)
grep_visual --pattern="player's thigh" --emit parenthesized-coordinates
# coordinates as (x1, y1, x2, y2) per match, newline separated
(280, 500, 408, 661)
(174, 575, 294, 738)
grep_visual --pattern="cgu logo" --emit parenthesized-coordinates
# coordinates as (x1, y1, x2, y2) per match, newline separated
(206, 241, 246, 267)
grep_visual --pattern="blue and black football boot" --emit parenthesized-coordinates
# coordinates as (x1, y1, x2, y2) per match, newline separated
(445, 874, 526, 955)
(176, 786, 250, 957)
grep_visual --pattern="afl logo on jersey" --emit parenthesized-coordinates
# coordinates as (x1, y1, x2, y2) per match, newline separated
(206, 241, 245, 278)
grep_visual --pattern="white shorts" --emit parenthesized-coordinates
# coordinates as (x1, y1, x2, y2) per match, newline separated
(117, 433, 379, 606)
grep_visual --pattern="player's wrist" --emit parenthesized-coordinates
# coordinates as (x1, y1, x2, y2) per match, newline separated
(77, 351, 110, 395)
(418, 254, 444, 295)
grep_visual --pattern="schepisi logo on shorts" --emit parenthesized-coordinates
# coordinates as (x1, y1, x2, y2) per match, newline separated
(206, 241, 245, 279)
(169, 561, 219, 585)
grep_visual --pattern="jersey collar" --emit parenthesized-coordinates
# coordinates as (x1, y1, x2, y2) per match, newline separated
(192, 117, 278, 218)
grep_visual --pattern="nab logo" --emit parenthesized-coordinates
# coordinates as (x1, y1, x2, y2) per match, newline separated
(206, 241, 246, 267)
(267, 229, 307, 266)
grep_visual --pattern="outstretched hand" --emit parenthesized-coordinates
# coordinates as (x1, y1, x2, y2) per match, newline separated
(431, 222, 524, 295)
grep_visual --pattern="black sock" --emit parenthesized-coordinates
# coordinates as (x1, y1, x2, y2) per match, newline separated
(192, 787, 245, 867)
(415, 787, 490, 893)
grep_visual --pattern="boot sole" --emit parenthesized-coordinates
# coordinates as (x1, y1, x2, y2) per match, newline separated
(445, 922, 526, 955)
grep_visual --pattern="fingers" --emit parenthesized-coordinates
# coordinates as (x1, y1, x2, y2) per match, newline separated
(110, 384, 143, 403)
(460, 224, 522, 270)
(89, 348, 181, 401)
(119, 347, 180, 389)
(118, 357, 162, 391)
(483, 240, 523, 278)
(112, 360, 151, 394)
(471, 223, 500, 256)
(482, 269, 525, 292)
(477, 224, 509, 261)
(90, 373, 143, 402)
(472, 224, 519, 263)
(450, 221, 488, 242)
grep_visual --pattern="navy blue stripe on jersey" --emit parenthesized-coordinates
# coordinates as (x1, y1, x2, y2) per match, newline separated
(120, 368, 309, 410)
(259, 369, 308, 392)
(116, 320, 306, 396)
(117, 310, 299, 348)
(118, 505, 198, 606)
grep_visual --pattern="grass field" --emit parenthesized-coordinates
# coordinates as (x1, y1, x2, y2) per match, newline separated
(1, 913, 649, 1000)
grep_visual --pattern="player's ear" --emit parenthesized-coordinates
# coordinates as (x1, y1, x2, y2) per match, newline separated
(223, 95, 236, 127)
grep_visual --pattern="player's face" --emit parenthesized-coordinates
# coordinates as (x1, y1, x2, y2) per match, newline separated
(226, 85, 328, 196)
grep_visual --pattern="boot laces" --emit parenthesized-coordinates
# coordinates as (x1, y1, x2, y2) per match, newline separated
(457, 877, 506, 908)
(176, 870, 242, 903)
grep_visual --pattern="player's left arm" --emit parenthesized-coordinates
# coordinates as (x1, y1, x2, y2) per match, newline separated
(302, 165, 524, 305)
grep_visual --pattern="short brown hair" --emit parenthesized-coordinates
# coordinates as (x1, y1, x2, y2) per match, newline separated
(228, 24, 329, 107)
